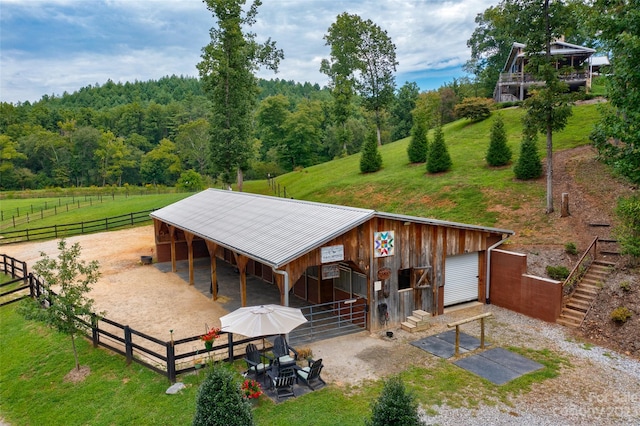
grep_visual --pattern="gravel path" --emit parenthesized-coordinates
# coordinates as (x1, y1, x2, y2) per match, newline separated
(302, 303, 639, 425)
(417, 305, 640, 425)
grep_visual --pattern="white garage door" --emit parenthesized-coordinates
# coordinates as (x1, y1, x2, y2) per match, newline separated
(444, 253, 479, 306)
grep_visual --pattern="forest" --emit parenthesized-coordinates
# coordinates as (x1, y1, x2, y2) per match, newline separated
(1, 0, 638, 191)
(0, 74, 476, 191)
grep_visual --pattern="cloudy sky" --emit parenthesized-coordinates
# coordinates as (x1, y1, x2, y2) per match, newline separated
(0, 0, 496, 104)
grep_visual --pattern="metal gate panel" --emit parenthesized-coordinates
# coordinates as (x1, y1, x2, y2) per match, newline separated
(443, 253, 478, 306)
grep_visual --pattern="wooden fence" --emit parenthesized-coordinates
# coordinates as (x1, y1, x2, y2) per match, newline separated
(0, 254, 265, 383)
(0, 255, 30, 306)
(0, 210, 155, 245)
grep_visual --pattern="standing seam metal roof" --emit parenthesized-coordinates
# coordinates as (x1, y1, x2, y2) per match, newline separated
(150, 189, 514, 269)
(150, 189, 375, 268)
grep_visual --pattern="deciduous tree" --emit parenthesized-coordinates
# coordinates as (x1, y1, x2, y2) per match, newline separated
(589, 0, 640, 185)
(18, 239, 102, 371)
(322, 13, 397, 146)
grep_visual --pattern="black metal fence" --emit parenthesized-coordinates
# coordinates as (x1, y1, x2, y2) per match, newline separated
(0, 210, 155, 245)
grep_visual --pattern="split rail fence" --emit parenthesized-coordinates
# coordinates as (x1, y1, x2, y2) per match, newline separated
(0, 254, 263, 383)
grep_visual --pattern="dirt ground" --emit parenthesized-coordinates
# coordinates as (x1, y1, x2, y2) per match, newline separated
(2, 145, 638, 379)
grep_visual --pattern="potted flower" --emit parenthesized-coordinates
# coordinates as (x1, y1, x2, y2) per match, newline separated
(241, 378, 262, 400)
(200, 327, 220, 351)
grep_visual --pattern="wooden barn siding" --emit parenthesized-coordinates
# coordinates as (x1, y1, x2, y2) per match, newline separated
(154, 216, 500, 326)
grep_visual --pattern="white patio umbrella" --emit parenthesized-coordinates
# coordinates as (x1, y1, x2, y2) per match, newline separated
(220, 304, 308, 338)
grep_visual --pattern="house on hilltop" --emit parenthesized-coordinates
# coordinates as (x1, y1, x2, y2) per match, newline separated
(494, 40, 596, 102)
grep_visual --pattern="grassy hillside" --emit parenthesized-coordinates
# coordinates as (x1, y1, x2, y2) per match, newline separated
(245, 104, 600, 227)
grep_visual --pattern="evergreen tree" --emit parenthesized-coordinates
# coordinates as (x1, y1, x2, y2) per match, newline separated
(486, 114, 512, 166)
(426, 126, 452, 173)
(192, 364, 254, 426)
(514, 123, 542, 180)
(407, 118, 428, 163)
(367, 375, 421, 426)
(360, 130, 382, 173)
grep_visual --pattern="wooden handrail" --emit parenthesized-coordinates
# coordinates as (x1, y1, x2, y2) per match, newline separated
(447, 312, 493, 356)
(562, 237, 598, 307)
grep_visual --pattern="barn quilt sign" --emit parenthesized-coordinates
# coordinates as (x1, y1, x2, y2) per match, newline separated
(374, 231, 395, 258)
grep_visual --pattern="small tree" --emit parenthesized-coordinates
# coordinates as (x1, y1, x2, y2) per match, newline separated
(454, 97, 493, 122)
(367, 375, 422, 426)
(426, 126, 452, 173)
(193, 364, 254, 426)
(407, 118, 428, 163)
(360, 130, 383, 173)
(486, 114, 512, 167)
(176, 169, 205, 192)
(18, 239, 101, 371)
(614, 195, 640, 265)
(514, 123, 542, 180)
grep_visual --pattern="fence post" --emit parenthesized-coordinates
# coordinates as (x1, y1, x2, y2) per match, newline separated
(91, 314, 99, 348)
(167, 342, 176, 383)
(124, 326, 133, 365)
(227, 333, 234, 362)
(29, 273, 35, 298)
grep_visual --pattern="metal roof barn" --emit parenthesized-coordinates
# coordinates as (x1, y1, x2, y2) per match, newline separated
(150, 189, 375, 268)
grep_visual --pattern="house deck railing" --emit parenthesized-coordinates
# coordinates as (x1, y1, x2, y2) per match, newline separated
(498, 72, 589, 84)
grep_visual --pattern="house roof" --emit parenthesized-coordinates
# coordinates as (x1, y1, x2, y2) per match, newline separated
(502, 41, 596, 72)
(151, 189, 514, 269)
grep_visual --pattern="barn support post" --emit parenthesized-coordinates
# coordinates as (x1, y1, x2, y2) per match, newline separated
(205, 241, 219, 300)
(184, 232, 195, 285)
(169, 226, 177, 272)
(233, 254, 249, 307)
(272, 268, 290, 307)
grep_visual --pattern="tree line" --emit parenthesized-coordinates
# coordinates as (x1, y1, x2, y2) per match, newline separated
(0, 77, 475, 192)
(2, 0, 637, 195)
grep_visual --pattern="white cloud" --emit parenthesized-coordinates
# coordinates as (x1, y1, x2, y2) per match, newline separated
(0, 0, 495, 103)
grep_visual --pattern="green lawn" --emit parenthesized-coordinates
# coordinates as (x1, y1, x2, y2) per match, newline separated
(245, 104, 600, 226)
(0, 301, 569, 425)
(1, 193, 193, 233)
